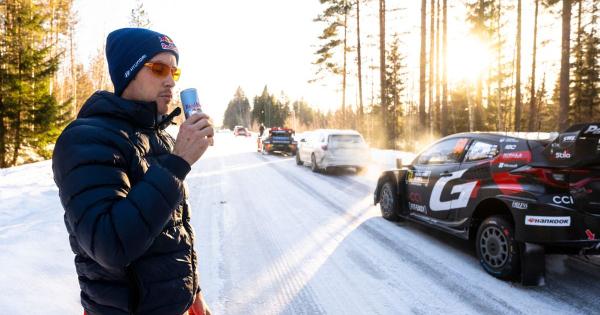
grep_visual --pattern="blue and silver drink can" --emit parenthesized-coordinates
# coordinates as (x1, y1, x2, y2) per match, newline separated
(180, 88, 202, 119)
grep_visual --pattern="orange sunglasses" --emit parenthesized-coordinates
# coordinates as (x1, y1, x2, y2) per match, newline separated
(143, 62, 181, 81)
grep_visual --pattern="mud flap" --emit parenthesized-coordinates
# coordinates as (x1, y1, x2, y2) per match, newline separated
(520, 242, 546, 286)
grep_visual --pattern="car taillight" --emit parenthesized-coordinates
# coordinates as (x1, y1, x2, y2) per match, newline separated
(512, 166, 568, 188)
(321, 144, 328, 151)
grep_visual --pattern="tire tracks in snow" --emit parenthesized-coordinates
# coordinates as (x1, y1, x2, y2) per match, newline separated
(264, 155, 523, 314)
(220, 153, 325, 315)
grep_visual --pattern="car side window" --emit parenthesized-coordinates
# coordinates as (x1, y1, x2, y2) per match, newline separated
(417, 138, 469, 165)
(465, 140, 499, 162)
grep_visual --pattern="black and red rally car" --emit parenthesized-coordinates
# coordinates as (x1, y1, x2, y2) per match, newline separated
(258, 127, 297, 155)
(374, 123, 600, 285)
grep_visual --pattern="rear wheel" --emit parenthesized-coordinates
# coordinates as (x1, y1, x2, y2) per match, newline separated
(476, 215, 521, 280)
(296, 152, 303, 165)
(379, 182, 400, 221)
(311, 154, 320, 172)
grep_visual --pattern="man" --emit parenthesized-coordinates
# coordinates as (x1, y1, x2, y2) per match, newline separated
(52, 28, 212, 315)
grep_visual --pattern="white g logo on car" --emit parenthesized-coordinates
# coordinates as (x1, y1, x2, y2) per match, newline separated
(430, 169, 478, 211)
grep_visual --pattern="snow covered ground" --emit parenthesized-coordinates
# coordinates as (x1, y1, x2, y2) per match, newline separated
(1, 132, 599, 314)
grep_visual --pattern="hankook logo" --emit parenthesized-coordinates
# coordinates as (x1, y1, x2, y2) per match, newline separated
(525, 216, 571, 227)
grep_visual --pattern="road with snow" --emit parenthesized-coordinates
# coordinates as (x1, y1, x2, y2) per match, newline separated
(1, 132, 600, 315)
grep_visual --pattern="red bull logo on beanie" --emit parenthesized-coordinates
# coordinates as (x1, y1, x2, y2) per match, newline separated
(159, 35, 178, 53)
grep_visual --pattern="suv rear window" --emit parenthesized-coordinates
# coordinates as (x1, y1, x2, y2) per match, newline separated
(329, 135, 363, 145)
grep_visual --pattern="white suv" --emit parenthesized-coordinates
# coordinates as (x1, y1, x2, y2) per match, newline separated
(296, 129, 370, 173)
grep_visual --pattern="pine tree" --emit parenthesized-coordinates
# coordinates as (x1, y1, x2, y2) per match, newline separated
(1, 0, 67, 165)
(223, 87, 251, 129)
(130, 0, 151, 28)
(313, 0, 351, 127)
(384, 34, 407, 149)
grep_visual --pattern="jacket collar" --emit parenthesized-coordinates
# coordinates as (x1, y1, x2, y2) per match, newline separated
(77, 91, 158, 129)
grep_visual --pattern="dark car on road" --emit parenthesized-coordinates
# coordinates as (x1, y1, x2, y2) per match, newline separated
(234, 125, 251, 137)
(374, 123, 600, 285)
(258, 127, 297, 155)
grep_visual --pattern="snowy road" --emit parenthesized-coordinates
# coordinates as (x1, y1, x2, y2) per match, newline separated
(1, 132, 600, 314)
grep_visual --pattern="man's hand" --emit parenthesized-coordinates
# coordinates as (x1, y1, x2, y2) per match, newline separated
(172, 113, 214, 166)
(188, 292, 211, 315)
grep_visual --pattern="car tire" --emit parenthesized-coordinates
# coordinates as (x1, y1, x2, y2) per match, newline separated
(311, 154, 320, 172)
(379, 182, 401, 221)
(476, 215, 521, 280)
(296, 152, 303, 165)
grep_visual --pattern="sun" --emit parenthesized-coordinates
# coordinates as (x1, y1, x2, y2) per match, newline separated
(447, 35, 492, 84)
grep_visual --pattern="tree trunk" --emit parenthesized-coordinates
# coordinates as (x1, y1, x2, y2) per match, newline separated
(435, 0, 441, 134)
(441, 0, 448, 136)
(514, 0, 522, 131)
(342, 5, 347, 128)
(475, 0, 484, 131)
(356, 0, 364, 120)
(419, 0, 427, 130)
(496, 0, 503, 131)
(69, 24, 77, 117)
(379, 0, 387, 145)
(429, 0, 434, 133)
(558, 0, 571, 131)
(527, 0, 540, 131)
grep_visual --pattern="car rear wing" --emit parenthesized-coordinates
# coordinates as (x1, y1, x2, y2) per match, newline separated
(531, 123, 600, 168)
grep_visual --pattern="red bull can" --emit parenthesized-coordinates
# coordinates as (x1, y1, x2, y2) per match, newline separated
(180, 88, 202, 119)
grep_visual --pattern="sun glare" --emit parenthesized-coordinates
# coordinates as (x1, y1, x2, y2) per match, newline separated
(447, 36, 492, 84)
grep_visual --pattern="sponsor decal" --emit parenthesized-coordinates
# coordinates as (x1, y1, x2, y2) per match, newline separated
(504, 144, 517, 150)
(124, 54, 147, 79)
(525, 216, 571, 227)
(502, 152, 525, 159)
(409, 202, 427, 213)
(512, 201, 528, 210)
(562, 135, 576, 142)
(583, 125, 600, 135)
(498, 162, 519, 168)
(552, 195, 574, 205)
(500, 137, 519, 143)
(554, 150, 572, 159)
(159, 35, 178, 53)
(586, 229, 596, 240)
(429, 169, 478, 211)
(407, 170, 431, 187)
(408, 192, 422, 203)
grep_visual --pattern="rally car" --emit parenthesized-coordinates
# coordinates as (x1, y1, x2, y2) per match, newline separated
(258, 127, 297, 155)
(374, 123, 600, 285)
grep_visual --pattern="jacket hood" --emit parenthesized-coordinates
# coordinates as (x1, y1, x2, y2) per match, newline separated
(78, 91, 158, 129)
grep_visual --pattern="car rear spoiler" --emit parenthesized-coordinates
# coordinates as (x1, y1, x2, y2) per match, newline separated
(530, 123, 600, 168)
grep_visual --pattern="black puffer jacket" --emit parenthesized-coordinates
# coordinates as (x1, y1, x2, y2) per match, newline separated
(52, 91, 199, 315)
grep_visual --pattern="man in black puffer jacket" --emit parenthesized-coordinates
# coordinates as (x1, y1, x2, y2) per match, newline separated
(52, 28, 213, 315)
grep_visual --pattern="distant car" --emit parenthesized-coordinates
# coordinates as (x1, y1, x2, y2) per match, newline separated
(233, 126, 250, 137)
(373, 124, 600, 285)
(258, 127, 297, 155)
(296, 129, 370, 173)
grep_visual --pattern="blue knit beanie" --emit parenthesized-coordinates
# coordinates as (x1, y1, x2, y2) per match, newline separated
(106, 28, 179, 96)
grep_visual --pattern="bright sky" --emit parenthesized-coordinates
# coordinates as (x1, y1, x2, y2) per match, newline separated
(74, 0, 328, 125)
(73, 0, 562, 125)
